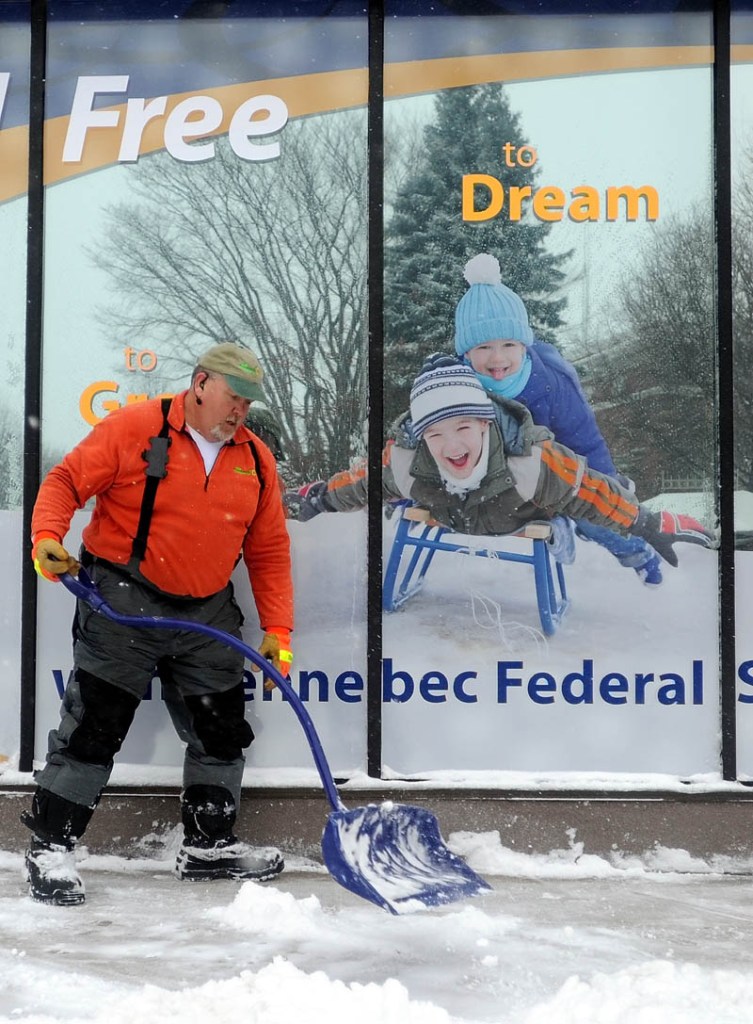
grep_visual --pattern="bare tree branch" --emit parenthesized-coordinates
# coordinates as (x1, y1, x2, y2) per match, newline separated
(91, 112, 368, 479)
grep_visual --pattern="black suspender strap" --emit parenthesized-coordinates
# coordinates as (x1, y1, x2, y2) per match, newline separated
(131, 397, 172, 564)
(248, 437, 265, 493)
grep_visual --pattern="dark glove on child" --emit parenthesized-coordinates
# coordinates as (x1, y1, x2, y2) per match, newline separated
(297, 481, 335, 522)
(630, 507, 717, 568)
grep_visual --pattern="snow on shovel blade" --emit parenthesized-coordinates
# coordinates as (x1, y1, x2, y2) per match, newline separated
(321, 801, 492, 914)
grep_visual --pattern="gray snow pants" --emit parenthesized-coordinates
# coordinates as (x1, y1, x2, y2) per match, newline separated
(35, 559, 254, 810)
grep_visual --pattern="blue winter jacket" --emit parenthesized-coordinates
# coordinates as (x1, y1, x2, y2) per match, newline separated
(516, 341, 616, 476)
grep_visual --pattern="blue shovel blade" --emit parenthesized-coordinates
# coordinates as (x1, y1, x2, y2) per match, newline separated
(321, 802, 492, 915)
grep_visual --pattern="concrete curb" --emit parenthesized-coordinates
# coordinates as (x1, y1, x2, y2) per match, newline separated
(3, 786, 753, 863)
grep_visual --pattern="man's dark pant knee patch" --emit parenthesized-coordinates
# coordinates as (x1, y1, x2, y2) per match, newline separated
(67, 669, 141, 766)
(184, 683, 254, 761)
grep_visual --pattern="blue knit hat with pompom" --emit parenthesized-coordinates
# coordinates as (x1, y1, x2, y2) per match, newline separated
(454, 253, 533, 356)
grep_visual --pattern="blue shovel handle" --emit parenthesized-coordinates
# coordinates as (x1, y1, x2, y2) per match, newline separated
(59, 570, 344, 813)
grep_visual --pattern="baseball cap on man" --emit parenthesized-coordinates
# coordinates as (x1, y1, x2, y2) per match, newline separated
(196, 342, 266, 402)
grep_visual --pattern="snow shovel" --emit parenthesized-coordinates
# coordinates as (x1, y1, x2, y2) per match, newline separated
(59, 569, 491, 915)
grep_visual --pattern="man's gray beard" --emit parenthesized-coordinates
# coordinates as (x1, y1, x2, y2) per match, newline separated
(210, 423, 236, 442)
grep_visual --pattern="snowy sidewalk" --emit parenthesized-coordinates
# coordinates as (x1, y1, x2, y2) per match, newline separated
(2, 837, 753, 1024)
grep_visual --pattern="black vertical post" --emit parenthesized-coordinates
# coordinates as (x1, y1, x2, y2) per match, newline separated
(19, 0, 47, 772)
(366, 0, 384, 778)
(713, 0, 736, 780)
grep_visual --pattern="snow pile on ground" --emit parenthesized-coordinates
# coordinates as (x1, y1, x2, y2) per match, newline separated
(12, 957, 452, 1024)
(449, 829, 753, 879)
(4, 827, 753, 1024)
(522, 961, 753, 1024)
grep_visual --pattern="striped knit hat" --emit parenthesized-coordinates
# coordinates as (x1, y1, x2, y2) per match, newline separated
(409, 355, 495, 438)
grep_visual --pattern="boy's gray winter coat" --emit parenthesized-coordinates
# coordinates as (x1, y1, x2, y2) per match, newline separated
(325, 395, 640, 538)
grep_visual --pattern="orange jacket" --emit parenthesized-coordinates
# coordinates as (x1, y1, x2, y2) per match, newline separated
(32, 391, 293, 631)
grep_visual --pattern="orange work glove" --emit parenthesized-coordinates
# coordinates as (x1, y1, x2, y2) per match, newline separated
(256, 629, 293, 691)
(32, 533, 81, 582)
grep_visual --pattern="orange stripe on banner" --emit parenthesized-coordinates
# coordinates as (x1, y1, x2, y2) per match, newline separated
(0, 124, 29, 204)
(541, 440, 636, 518)
(0, 68, 368, 205)
(384, 45, 713, 97)
(540, 440, 581, 475)
(1, 42, 729, 205)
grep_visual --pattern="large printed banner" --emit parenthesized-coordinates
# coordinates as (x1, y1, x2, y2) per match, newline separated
(28, 4, 370, 775)
(0, 9, 29, 764)
(4, 1, 752, 777)
(375, 7, 722, 775)
(733, 5, 753, 778)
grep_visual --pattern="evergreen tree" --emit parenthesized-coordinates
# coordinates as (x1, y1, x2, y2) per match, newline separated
(384, 84, 570, 424)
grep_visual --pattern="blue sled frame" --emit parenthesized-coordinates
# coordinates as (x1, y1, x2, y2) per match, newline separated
(382, 504, 570, 636)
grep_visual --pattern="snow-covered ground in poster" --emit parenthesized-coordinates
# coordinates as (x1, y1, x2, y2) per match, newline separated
(264, 492, 724, 778)
(3, 490, 750, 782)
(9, 491, 731, 780)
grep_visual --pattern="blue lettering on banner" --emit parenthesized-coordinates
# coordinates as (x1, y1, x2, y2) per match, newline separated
(335, 671, 364, 703)
(52, 670, 67, 699)
(497, 660, 704, 706)
(738, 660, 753, 702)
(381, 659, 478, 705)
(49, 660, 708, 706)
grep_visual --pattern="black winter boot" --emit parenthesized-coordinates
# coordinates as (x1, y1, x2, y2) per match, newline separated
(175, 784, 283, 882)
(25, 837, 85, 906)
(21, 788, 94, 906)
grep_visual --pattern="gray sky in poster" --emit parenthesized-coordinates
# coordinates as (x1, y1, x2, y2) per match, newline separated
(505, 66, 715, 345)
(385, 64, 724, 351)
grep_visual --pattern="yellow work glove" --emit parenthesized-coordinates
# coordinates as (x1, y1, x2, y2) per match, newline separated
(32, 534, 81, 582)
(256, 629, 293, 691)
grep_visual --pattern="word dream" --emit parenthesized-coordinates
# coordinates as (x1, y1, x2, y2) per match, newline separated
(462, 143, 659, 224)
